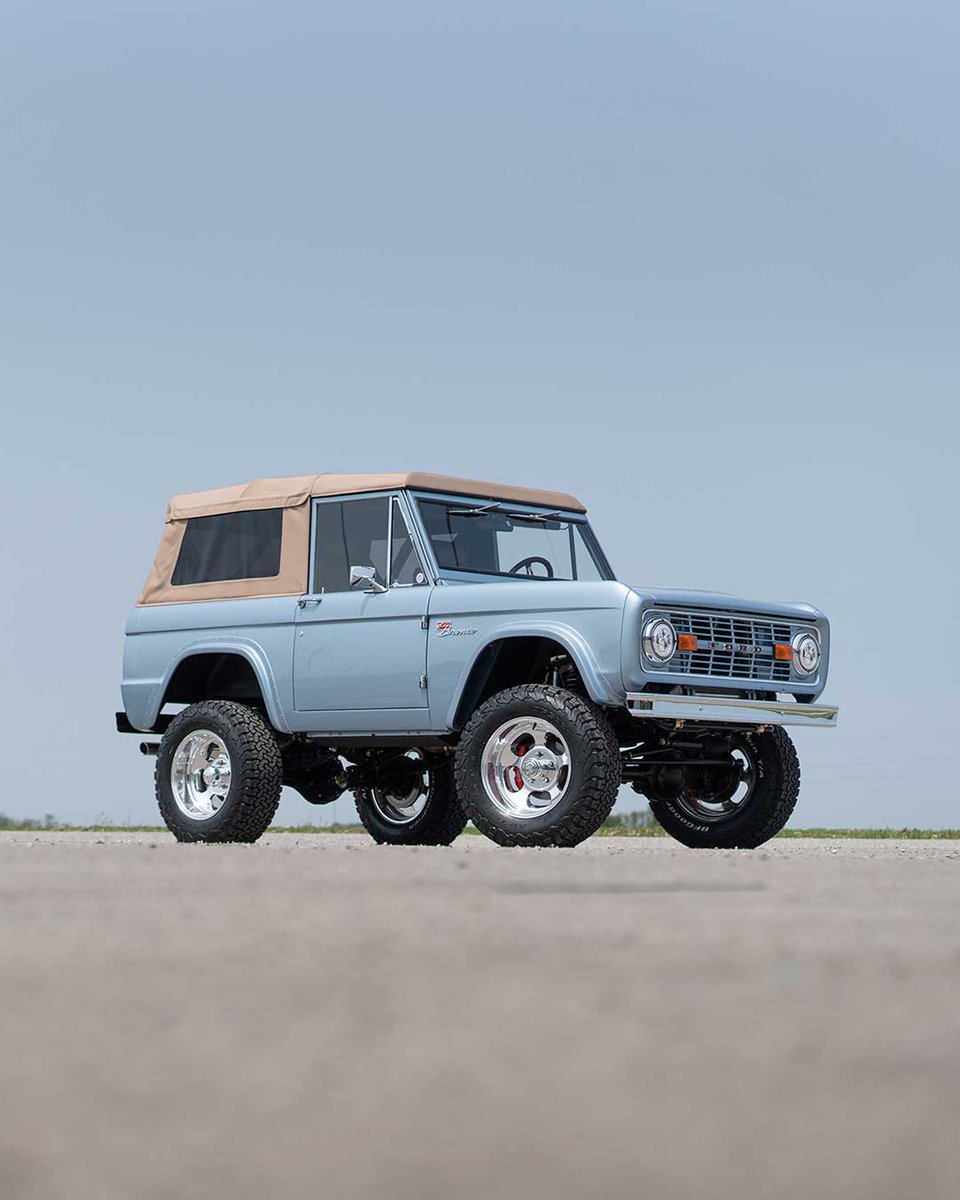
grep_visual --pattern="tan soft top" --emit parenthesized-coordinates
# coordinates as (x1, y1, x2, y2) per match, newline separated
(139, 473, 585, 604)
(166, 472, 585, 521)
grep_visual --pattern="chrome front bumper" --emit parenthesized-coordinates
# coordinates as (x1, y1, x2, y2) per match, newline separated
(625, 693, 838, 729)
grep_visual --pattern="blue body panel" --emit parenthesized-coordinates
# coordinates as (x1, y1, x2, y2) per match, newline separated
(289, 586, 430, 733)
(424, 580, 629, 728)
(121, 490, 833, 735)
(122, 596, 298, 733)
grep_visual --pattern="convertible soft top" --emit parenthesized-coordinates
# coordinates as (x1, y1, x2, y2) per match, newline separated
(139, 473, 585, 605)
(165, 473, 584, 520)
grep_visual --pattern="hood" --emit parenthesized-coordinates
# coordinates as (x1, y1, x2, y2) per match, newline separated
(627, 585, 823, 623)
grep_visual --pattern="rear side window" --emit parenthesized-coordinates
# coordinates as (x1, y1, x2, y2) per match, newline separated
(172, 509, 283, 586)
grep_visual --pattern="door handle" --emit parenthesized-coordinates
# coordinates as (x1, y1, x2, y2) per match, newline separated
(298, 598, 321, 609)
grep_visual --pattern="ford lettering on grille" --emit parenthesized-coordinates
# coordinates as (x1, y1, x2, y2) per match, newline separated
(701, 640, 767, 655)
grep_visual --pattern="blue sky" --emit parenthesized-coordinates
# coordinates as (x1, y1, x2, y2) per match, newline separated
(1, 1, 957, 826)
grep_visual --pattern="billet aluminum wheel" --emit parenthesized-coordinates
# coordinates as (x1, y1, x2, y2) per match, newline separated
(674, 745, 757, 824)
(170, 729, 232, 821)
(481, 716, 572, 820)
(368, 751, 430, 826)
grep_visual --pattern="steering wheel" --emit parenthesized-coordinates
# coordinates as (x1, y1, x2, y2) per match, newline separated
(508, 555, 554, 579)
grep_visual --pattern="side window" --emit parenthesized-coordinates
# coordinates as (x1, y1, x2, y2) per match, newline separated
(172, 509, 283, 586)
(313, 497, 389, 593)
(390, 499, 427, 587)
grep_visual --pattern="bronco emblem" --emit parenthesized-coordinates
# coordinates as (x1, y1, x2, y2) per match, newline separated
(436, 621, 477, 638)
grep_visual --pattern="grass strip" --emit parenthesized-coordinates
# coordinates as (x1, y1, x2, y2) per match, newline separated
(2, 819, 959, 839)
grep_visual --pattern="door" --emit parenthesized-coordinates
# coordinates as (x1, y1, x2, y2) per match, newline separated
(293, 494, 432, 728)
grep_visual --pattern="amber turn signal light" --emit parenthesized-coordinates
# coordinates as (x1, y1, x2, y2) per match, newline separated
(774, 643, 794, 661)
(677, 634, 698, 652)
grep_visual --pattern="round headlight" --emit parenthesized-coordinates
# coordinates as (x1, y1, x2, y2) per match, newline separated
(792, 631, 821, 676)
(643, 617, 678, 664)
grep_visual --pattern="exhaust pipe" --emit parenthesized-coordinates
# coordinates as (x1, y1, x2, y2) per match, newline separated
(139, 742, 160, 756)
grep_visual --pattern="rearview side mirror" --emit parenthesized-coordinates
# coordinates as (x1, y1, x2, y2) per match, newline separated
(349, 565, 387, 593)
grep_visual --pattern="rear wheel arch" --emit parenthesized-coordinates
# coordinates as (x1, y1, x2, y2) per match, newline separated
(156, 647, 286, 732)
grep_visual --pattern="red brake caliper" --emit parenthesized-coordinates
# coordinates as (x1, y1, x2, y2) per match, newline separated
(510, 739, 529, 790)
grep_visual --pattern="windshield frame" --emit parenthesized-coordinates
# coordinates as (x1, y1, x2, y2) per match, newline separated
(412, 491, 615, 583)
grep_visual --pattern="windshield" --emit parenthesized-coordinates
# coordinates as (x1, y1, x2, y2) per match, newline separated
(417, 499, 611, 581)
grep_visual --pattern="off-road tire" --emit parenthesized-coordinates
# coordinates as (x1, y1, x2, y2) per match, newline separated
(156, 700, 283, 843)
(355, 758, 468, 846)
(454, 684, 621, 848)
(650, 727, 800, 849)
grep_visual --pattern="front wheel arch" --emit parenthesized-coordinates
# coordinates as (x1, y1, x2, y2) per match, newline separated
(449, 632, 611, 730)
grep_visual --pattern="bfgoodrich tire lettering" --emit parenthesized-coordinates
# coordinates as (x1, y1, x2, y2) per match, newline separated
(156, 700, 283, 843)
(650, 727, 800, 849)
(455, 684, 621, 848)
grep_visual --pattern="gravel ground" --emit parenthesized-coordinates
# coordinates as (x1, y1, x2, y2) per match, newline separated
(1, 833, 958, 1200)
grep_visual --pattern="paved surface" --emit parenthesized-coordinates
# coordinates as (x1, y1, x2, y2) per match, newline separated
(1, 833, 958, 1200)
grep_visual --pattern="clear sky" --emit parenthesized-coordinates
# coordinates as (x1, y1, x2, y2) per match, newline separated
(1, 1, 957, 827)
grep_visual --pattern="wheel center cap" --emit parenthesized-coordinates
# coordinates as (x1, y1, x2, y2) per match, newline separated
(520, 748, 558, 786)
(201, 760, 228, 790)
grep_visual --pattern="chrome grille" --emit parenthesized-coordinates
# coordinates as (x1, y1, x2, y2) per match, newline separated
(649, 609, 796, 684)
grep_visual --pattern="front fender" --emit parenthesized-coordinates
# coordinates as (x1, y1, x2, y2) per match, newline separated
(441, 618, 625, 729)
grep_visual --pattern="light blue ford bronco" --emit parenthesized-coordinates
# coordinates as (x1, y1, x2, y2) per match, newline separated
(119, 472, 837, 848)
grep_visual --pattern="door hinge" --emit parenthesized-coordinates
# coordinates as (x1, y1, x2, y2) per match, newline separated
(419, 674, 428, 690)
(421, 615, 429, 630)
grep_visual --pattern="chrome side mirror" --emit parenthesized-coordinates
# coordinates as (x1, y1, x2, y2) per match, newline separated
(349, 565, 387, 593)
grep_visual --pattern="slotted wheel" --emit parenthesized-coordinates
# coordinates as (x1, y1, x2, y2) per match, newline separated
(674, 745, 757, 823)
(368, 751, 430, 826)
(354, 752, 467, 845)
(480, 716, 572, 820)
(648, 727, 801, 849)
(170, 729, 232, 821)
(156, 701, 283, 843)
